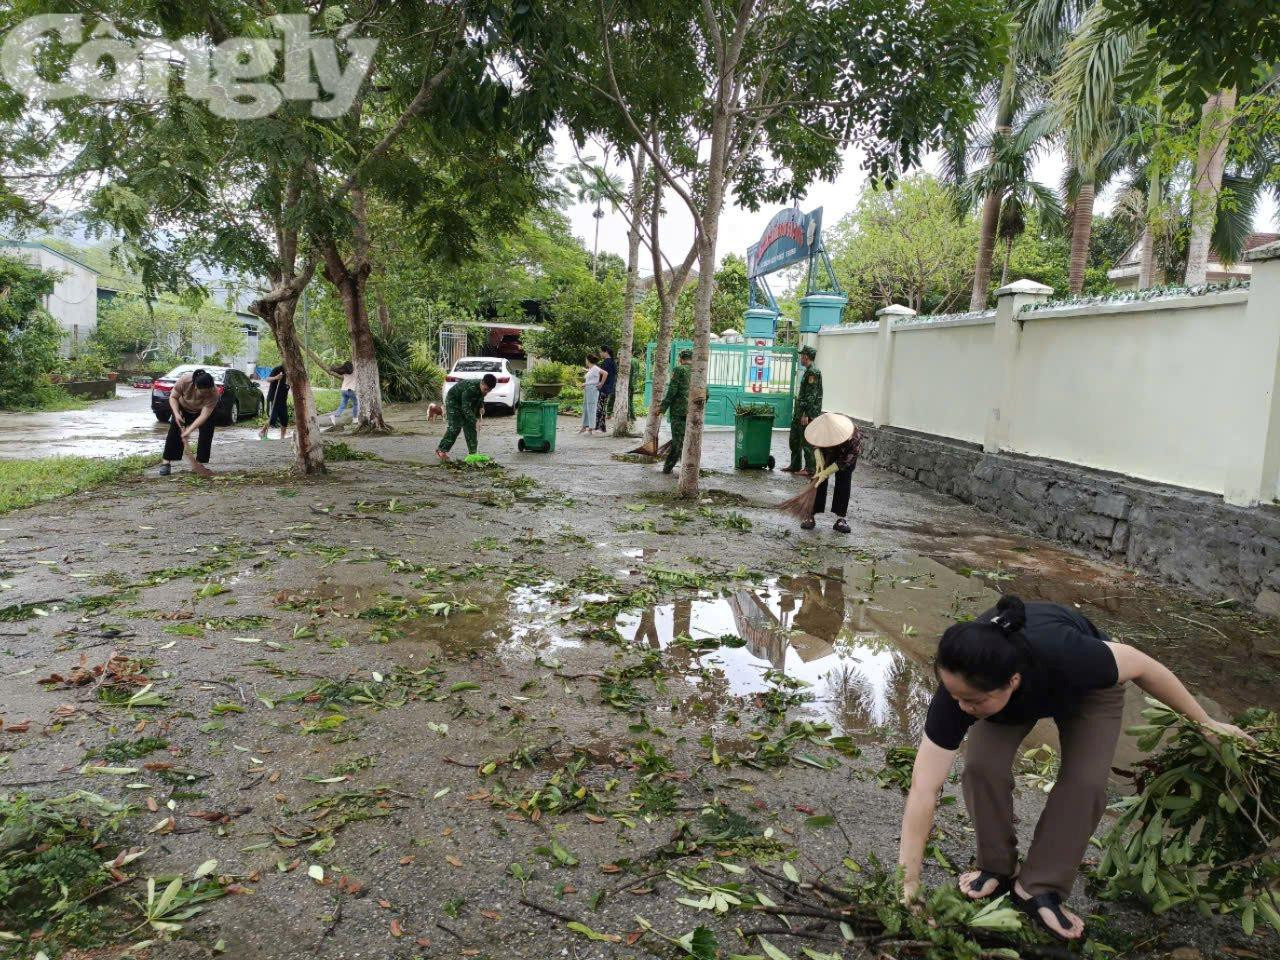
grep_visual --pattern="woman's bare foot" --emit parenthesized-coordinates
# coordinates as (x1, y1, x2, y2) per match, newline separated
(958, 871, 1002, 900)
(436, 449, 450, 462)
(1013, 880, 1084, 940)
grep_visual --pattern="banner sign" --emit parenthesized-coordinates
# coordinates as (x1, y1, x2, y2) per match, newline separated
(746, 207, 822, 279)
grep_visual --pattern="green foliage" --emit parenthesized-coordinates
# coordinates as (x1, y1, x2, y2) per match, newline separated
(0, 455, 151, 514)
(0, 791, 131, 953)
(526, 360, 574, 386)
(1100, 0, 1280, 106)
(528, 269, 626, 365)
(1000, 212, 1116, 299)
(638, 255, 751, 343)
(372, 332, 435, 403)
(1095, 703, 1280, 934)
(323, 442, 380, 463)
(829, 174, 979, 319)
(0, 254, 66, 410)
(91, 294, 246, 371)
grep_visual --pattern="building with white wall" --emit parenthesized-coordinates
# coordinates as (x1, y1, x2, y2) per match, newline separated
(0, 241, 99, 356)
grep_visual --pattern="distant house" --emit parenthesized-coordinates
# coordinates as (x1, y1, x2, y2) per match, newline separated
(0, 240, 100, 356)
(1108, 232, 1280, 290)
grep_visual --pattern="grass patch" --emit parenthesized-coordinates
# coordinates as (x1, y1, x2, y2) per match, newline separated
(323, 441, 380, 462)
(286, 387, 341, 418)
(1, 386, 94, 413)
(0, 454, 151, 514)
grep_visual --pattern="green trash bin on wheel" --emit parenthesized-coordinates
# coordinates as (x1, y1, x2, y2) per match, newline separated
(734, 405, 776, 470)
(517, 400, 559, 452)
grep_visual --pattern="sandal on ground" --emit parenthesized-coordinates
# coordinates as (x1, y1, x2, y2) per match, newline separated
(800, 518, 816, 530)
(962, 870, 1012, 901)
(1013, 889, 1080, 942)
(833, 518, 851, 534)
(781, 466, 799, 473)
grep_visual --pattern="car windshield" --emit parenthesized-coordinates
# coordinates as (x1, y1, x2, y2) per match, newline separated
(163, 365, 225, 383)
(454, 360, 503, 373)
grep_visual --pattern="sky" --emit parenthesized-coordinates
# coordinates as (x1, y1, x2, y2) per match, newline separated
(554, 127, 1280, 277)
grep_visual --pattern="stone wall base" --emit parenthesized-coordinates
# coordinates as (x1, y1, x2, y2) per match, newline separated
(855, 423, 1280, 614)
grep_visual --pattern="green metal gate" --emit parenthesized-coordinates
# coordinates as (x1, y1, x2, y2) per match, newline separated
(643, 340, 798, 427)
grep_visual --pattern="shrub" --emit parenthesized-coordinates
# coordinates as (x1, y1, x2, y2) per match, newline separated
(527, 360, 570, 385)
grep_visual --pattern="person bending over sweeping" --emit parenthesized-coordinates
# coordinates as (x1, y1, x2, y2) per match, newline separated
(437, 373, 495, 462)
(160, 368, 219, 477)
(778, 412, 858, 533)
(897, 595, 1252, 942)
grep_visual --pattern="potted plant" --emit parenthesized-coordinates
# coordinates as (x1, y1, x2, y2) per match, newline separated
(526, 360, 567, 399)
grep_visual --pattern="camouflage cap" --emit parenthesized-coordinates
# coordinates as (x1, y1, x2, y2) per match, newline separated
(678, 349, 693, 361)
(800, 345, 817, 359)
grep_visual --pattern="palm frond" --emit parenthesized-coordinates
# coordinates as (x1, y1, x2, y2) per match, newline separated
(1052, 3, 1143, 161)
(1212, 173, 1262, 265)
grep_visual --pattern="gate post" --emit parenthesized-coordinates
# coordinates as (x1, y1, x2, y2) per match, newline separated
(873, 304, 914, 426)
(985, 279, 1052, 454)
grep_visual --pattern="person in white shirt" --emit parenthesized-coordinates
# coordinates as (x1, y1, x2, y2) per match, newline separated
(329, 361, 358, 425)
(580, 354, 603, 434)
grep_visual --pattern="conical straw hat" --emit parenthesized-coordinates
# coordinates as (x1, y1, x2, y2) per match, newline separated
(804, 412, 855, 447)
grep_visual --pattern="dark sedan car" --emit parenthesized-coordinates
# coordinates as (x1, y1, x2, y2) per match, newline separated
(151, 364, 263, 426)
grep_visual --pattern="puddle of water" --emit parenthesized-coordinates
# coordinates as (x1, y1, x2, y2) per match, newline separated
(614, 560, 976, 742)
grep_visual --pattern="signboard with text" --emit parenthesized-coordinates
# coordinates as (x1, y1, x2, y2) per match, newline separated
(746, 207, 823, 279)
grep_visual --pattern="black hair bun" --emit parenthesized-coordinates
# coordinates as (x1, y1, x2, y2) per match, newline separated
(995, 595, 1027, 632)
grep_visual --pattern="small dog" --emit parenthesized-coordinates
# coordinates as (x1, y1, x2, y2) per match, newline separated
(426, 402, 444, 422)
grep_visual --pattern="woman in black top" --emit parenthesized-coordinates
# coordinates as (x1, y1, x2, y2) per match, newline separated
(897, 595, 1251, 941)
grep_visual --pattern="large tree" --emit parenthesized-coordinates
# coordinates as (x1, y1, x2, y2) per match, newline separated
(519, 0, 1006, 497)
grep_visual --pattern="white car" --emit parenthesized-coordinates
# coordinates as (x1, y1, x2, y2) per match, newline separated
(443, 357, 522, 412)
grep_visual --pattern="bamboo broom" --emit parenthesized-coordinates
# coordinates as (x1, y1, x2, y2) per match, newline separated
(777, 477, 821, 520)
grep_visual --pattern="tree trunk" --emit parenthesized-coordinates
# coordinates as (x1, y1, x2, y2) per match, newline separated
(1000, 237, 1012, 286)
(592, 204, 602, 278)
(676, 105, 731, 499)
(1137, 225, 1155, 289)
(1068, 180, 1096, 294)
(252, 289, 325, 475)
(321, 243, 386, 431)
(611, 150, 648, 437)
(969, 56, 1016, 311)
(1185, 88, 1236, 287)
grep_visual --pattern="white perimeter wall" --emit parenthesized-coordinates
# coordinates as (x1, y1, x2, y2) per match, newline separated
(812, 277, 1280, 507)
(1008, 295, 1248, 493)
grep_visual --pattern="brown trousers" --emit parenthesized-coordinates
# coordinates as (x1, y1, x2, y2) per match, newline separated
(962, 684, 1125, 898)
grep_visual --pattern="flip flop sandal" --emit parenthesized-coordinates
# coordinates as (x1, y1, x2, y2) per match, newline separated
(800, 518, 816, 530)
(962, 871, 1012, 900)
(833, 518, 851, 534)
(1014, 889, 1080, 942)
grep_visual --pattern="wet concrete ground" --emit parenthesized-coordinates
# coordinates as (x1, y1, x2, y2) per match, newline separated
(0, 386, 268, 458)
(0, 403, 1275, 959)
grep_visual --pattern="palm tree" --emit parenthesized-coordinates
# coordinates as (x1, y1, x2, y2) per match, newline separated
(960, 107, 1064, 288)
(565, 156, 626, 278)
(953, 0, 1086, 309)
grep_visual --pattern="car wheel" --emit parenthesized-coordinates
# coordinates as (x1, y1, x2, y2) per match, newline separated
(154, 409, 170, 423)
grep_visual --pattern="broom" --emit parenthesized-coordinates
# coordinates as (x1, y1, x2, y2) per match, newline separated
(626, 435, 671, 458)
(777, 476, 821, 521)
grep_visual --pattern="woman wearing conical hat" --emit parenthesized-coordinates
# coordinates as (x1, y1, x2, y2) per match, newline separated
(789, 412, 859, 533)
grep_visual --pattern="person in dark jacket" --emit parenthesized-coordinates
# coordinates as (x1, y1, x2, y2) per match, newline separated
(897, 595, 1252, 942)
(437, 374, 495, 461)
(659, 349, 692, 474)
(596, 346, 618, 432)
(785, 345, 823, 475)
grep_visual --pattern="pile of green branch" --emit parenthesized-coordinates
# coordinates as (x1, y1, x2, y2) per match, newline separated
(1095, 703, 1280, 935)
(0, 791, 130, 953)
(734, 402, 775, 419)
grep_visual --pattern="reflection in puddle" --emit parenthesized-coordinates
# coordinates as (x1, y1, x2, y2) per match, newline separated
(615, 560, 981, 741)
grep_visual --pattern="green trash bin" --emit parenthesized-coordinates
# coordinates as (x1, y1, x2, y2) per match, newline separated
(517, 400, 558, 453)
(734, 408, 776, 470)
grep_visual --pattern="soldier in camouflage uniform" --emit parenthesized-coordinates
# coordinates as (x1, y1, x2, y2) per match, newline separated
(436, 373, 495, 461)
(659, 349, 692, 474)
(785, 345, 822, 475)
